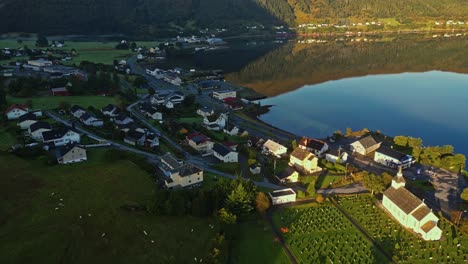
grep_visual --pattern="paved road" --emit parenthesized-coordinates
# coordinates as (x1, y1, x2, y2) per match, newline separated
(45, 111, 159, 161)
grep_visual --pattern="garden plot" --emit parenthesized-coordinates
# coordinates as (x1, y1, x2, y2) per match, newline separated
(337, 195, 467, 263)
(273, 205, 389, 264)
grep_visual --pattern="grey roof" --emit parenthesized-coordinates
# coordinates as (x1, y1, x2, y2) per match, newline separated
(376, 146, 410, 161)
(80, 112, 92, 121)
(276, 166, 297, 180)
(179, 164, 202, 177)
(125, 130, 145, 141)
(213, 143, 232, 157)
(102, 104, 117, 112)
(116, 113, 130, 121)
(50, 143, 84, 159)
(29, 121, 51, 133)
(42, 128, 78, 141)
(70, 105, 84, 113)
(18, 112, 37, 122)
(161, 153, 182, 170)
(358, 135, 379, 149)
(290, 147, 314, 161)
(384, 186, 422, 214)
(270, 189, 295, 197)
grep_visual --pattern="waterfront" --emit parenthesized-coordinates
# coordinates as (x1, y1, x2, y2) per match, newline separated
(259, 71, 468, 156)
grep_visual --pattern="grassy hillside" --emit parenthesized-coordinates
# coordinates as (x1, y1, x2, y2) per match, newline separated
(0, 149, 220, 263)
(0, 0, 467, 36)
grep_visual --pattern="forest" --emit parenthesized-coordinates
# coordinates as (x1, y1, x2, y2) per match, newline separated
(0, 0, 467, 36)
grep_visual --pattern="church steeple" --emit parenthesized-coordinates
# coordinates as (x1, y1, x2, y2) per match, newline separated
(391, 165, 406, 189)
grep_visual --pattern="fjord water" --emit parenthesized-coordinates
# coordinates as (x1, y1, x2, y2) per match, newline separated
(259, 71, 468, 155)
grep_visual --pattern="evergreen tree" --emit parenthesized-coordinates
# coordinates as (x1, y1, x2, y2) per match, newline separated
(225, 183, 254, 218)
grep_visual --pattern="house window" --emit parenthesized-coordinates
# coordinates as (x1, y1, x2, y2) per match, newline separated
(197, 178, 200, 180)
(189, 180, 191, 183)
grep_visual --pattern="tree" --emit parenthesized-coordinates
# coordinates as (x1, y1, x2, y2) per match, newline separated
(345, 127, 352, 137)
(183, 94, 196, 107)
(0, 81, 6, 108)
(225, 183, 254, 218)
(461, 188, 468, 202)
(35, 33, 48, 47)
(218, 208, 236, 225)
(291, 139, 297, 149)
(393, 136, 408, 147)
(133, 76, 147, 88)
(407, 137, 423, 148)
(315, 194, 324, 203)
(130, 42, 137, 50)
(255, 192, 270, 213)
(58, 101, 71, 110)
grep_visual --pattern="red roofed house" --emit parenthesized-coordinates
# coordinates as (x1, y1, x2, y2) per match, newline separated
(186, 132, 214, 154)
(5, 104, 29, 120)
(50, 87, 70, 96)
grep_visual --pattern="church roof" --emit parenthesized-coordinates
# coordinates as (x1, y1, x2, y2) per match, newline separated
(420, 221, 437, 233)
(394, 175, 406, 184)
(411, 206, 431, 221)
(383, 186, 422, 214)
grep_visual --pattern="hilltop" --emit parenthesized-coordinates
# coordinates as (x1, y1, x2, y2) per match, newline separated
(0, 0, 467, 36)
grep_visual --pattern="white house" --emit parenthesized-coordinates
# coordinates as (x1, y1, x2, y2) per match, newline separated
(101, 104, 119, 117)
(70, 105, 86, 119)
(145, 107, 163, 120)
(325, 148, 348, 164)
(49, 143, 87, 164)
(158, 153, 203, 188)
(289, 147, 320, 174)
(262, 139, 287, 157)
(213, 143, 238, 163)
(124, 129, 146, 146)
(27, 58, 52, 67)
(298, 137, 329, 157)
(197, 106, 214, 117)
(5, 104, 29, 120)
(374, 146, 414, 169)
(203, 113, 228, 131)
(275, 166, 299, 183)
(42, 128, 80, 147)
(114, 113, 134, 125)
(223, 122, 240, 136)
(269, 188, 297, 205)
(80, 113, 103, 127)
(350, 135, 381, 155)
(29, 121, 52, 140)
(212, 90, 236, 101)
(17, 113, 37, 130)
(249, 163, 261, 175)
(382, 169, 442, 241)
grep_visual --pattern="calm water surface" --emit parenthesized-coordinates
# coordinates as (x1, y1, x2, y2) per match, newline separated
(259, 71, 468, 155)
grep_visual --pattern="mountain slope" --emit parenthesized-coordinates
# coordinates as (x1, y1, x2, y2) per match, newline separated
(0, 0, 466, 35)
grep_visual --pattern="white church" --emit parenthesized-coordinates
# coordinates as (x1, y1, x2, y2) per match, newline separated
(382, 168, 442, 241)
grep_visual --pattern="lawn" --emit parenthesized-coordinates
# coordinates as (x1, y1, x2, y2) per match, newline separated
(7, 96, 116, 110)
(178, 116, 203, 124)
(336, 194, 468, 263)
(0, 127, 17, 151)
(273, 203, 389, 264)
(315, 175, 344, 189)
(229, 218, 290, 264)
(0, 149, 220, 264)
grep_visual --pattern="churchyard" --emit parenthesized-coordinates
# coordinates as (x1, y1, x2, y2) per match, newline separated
(273, 204, 389, 264)
(336, 194, 467, 263)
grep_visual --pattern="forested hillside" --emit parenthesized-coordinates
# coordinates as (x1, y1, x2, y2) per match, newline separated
(0, 0, 467, 36)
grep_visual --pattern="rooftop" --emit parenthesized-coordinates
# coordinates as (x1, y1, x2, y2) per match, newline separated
(270, 188, 296, 197)
(411, 205, 431, 221)
(290, 147, 314, 161)
(213, 143, 232, 157)
(299, 137, 326, 151)
(376, 146, 411, 161)
(383, 186, 423, 214)
(29, 121, 51, 133)
(356, 135, 379, 149)
(18, 112, 37, 122)
(420, 221, 437, 233)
